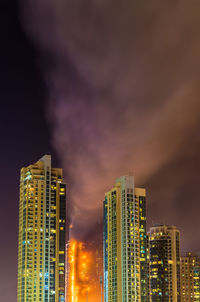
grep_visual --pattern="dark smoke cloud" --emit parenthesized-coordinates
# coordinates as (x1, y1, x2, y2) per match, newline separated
(21, 0, 200, 251)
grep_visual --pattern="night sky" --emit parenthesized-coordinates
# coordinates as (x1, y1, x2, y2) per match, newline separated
(2, 1, 200, 301)
(1, 1, 55, 300)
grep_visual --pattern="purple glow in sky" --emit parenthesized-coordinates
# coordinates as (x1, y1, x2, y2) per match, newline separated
(20, 0, 200, 250)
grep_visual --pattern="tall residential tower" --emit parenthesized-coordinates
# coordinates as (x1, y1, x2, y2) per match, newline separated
(180, 252, 200, 301)
(17, 155, 66, 302)
(149, 225, 181, 302)
(103, 176, 149, 302)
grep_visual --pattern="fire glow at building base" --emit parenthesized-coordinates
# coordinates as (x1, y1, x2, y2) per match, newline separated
(66, 239, 103, 302)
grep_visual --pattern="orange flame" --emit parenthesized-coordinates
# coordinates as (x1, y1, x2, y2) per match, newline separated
(66, 240, 103, 302)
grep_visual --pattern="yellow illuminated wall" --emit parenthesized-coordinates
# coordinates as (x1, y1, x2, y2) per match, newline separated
(17, 155, 66, 302)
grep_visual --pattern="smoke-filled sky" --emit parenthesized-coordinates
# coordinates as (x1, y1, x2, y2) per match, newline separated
(2, 0, 200, 301)
(20, 0, 200, 242)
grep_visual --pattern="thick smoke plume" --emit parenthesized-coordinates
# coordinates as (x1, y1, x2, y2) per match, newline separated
(21, 0, 200, 250)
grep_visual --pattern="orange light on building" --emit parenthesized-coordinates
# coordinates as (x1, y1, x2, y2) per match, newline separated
(66, 239, 103, 302)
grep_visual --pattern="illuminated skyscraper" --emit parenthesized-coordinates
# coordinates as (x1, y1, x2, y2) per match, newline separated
(17, 155, 66, 302)
(149, 225, 181, 302)
(180, 252, 200, 301)
(66, 240, 102, 302)
(103, 175, 149, 302)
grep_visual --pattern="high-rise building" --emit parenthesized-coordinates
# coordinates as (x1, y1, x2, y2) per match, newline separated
(149, 225, 181, 302)
(66, 240, 103, 302)
(103, 175, 149, 302)
(17, 155, 66, 302)
(180, 252, 200, 301)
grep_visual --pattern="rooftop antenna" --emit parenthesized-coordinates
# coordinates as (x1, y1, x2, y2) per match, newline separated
(128, 170, 133, 175)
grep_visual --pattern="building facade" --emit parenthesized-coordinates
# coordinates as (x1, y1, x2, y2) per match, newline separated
(180, 253, 200, 301)
(66, 240, 103, 302)
(103, 176, 149, 302)
(17, 155, 66, 302)
(149, 225, 181, 302)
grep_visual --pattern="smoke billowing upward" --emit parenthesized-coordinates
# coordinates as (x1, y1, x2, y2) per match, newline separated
(21, 0, 200, 250)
